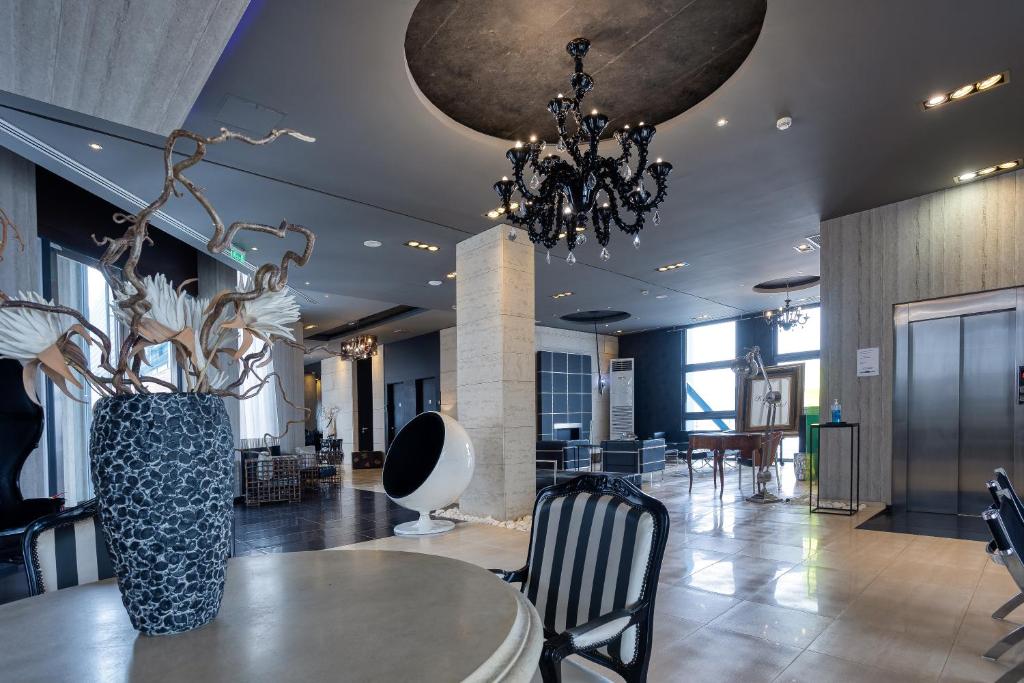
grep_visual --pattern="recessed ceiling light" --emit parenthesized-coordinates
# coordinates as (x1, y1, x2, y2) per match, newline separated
(406, 240, 440, 252)
(249, 246, 258, 252)
(363, 240, 382, 248)
(304, 281, 311, 286)
(551, 291, 573, 299)
(393, 329, 405, 333)
(655, 261, 688, 272)
(487, 210, 500, 219)
(977, 73, 1004, 90)
(428, 280, 442, 286)
(324, 294, 329, 298)
(776, 116, 792, 131)
(716, 118, 728, 127)
(921, 71, 1008, 110)
(954, 159, 1021, 183)
(793, 243, 815, 254)
(446, 271, 457, 279)
(303, 324, 318, 330)
(88, 142, 103, 151)
(655, 294, 668, 299)
(950, 84, 975, 99)
(615, 330, 622, 334)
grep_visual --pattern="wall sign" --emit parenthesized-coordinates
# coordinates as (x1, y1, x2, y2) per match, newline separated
(856, 347, 880, 377)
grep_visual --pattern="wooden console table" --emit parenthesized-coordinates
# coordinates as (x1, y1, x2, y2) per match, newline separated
(687, 431, 778, 496)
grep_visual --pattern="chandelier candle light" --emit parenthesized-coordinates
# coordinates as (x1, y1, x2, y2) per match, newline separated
(493, 38, 672, 264)
(764, 295, 809, 331)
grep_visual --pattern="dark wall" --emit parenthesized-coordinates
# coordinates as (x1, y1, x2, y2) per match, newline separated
(618, 329, 684, 443)
(36, 167, 199, 292)
(383, 331, 440, 397)
(536, 351, 593, 441)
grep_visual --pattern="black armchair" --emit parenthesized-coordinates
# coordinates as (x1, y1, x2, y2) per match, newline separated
(491, 473, 669, 682)
(982, 470, 1024, 682)
(0, 358, 63, 537)
(601, 438, 666, 483)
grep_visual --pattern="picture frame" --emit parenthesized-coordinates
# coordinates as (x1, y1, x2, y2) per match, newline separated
(736, 364, 804, 433)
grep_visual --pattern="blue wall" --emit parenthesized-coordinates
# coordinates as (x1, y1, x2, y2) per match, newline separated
(617, 329, 684, 443)
(383, 331, 440, 391)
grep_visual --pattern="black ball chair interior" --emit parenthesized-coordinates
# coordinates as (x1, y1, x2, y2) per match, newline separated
(0, 358, 63, 537)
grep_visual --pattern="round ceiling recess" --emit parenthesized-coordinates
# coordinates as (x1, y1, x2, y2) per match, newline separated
(752, 275, 820, 293)
(405, 0, 767, 140)
(560, 310, 631, 324)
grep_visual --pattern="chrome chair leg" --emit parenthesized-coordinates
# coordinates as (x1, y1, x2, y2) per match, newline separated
(996, 659, 1024, 683)
(993, 592, 1024, 620)
(984, 622, 1024, 661)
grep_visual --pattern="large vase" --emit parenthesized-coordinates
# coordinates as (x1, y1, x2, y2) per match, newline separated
(90, 393, 234, 635)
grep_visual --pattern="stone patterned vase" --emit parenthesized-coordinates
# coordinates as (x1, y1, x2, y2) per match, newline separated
(90, 393, 234, 635)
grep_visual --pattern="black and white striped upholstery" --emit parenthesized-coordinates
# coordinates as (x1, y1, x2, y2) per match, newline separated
(22, 498, 114, 596)
(494, 473, 669, 683)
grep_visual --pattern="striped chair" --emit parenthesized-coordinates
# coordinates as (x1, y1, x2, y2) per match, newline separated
(493, 473, 669, 682)
(22, 498, 114, 596)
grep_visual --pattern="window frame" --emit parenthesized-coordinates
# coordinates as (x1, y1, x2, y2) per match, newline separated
(773, 304, 821, 408)
(682, 319, 739, 433)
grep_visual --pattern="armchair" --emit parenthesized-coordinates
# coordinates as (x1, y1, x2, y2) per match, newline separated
(982, 470, 1024, 682)
(0, 358, 63, 537)
(491, 473, 669, 682)
(23, 498, 114, 596)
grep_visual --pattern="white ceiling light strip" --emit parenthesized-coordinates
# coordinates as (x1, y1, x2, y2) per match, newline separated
(0, 116, 315, 304)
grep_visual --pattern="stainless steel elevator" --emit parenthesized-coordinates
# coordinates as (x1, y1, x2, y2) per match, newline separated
(893, 288, 1024, 516)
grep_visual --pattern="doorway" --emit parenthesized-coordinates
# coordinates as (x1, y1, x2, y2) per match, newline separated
(893, 288, 1024, 516)
(356, 357, 374, 451)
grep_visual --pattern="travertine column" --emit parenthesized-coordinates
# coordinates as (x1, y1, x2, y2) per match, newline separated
(371, 351, 386, 451)
(439, 327, 457, 418)
(456, 225, 535, 520)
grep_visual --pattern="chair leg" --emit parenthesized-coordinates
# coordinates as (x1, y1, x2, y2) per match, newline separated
(993, 592, 1024, 620)
(984, 622, 1024, 660)
(996, 659, 1024, 683)
(687, 450, 694, 493)
(539, 647, 563, 683)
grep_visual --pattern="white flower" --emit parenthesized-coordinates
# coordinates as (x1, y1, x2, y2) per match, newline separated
(112, 273, 206, 334)
(0, 291, 73, 361)
(237, 288, 299, 341)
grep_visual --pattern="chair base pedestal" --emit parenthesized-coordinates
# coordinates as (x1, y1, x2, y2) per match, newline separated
(745, 491, 784, 504)
(394, 513, 455, 536)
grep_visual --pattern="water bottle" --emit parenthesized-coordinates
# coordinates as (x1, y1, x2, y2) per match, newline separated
(831, 398, 842, 423)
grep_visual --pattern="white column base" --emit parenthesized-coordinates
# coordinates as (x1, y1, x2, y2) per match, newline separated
(394, 512, 455, 536)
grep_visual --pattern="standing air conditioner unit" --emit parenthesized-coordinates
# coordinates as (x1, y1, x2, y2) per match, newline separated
(609, 358, 635, 439)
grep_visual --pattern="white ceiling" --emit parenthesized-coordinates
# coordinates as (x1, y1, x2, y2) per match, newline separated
(1, 0, 1022, 343)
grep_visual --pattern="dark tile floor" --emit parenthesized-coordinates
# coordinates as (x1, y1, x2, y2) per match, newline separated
(856, 505, 990, 541)
(0, 485, 417, 605)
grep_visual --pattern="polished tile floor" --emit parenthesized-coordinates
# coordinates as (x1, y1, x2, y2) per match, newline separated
(340, 464, 1022, 682)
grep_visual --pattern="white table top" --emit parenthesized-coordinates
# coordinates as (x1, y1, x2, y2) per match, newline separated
(1, 549, 543, 682)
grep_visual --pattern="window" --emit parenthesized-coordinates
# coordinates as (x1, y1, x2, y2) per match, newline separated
(685, 321, 737, 365)
(237, 272, 279, 442)
(776, 306, 820, 355)
(684, 321, 737, 433)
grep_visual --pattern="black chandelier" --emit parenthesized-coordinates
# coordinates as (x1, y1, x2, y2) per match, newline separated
(493, 37, 672, 264)
(340, 335, 378, 360)
(764, 298, 809, 331)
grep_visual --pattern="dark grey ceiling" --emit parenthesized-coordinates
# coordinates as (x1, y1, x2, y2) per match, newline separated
(1, 0, 1023, 344)
(405, 0, 766, 140)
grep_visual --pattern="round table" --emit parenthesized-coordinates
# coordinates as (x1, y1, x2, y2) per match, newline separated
(1, 550, 543, 682)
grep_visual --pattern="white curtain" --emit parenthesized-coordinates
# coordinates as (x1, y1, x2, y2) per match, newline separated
(237, 271, 280, 442)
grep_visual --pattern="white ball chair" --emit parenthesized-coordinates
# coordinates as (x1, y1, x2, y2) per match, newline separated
(383, 411, 474, 535)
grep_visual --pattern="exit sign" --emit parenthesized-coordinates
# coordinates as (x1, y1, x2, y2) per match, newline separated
(226, 246, 247, 265)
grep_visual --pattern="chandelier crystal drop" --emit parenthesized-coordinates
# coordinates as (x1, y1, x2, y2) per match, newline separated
(764, 298, 809, 331)
(493, 37, 672, 262)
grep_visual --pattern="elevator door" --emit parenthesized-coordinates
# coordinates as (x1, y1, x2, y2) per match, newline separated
(896, 288, 1022, 516)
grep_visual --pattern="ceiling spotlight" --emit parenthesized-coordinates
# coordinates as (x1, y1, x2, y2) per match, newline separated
(922, 71, 1008, 110)
(954, 159, 1021, 183)
(406, 240, 440, 252)
(88, 142, 103, 151)
(551, 291, 573, 299)
(950, 84, 975, 99)
(249, 246, 258, 252)
(793, 243, 815, 254)
(716, 118, 728, 127)
(615, 330, 622, 334)
(655, 261, 688, 272)
(487, 210, 500, 219)
(428, 280, 442, 286)
(303, 324, 318, 330)
(446, 271, 457, 279)
(655, 294, 668, 299)
(304, 281, 311, 286)
(776, 116, 792, 131)
(363, 240, 382, 248)
(977, 73, 1004, 90)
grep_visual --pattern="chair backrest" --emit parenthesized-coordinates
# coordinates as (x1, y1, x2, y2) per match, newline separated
(0, 358, 44, 514)
(994, 468, 1024, 517)
(525, 473, 669, 668)
(22, 498, 115, 596)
